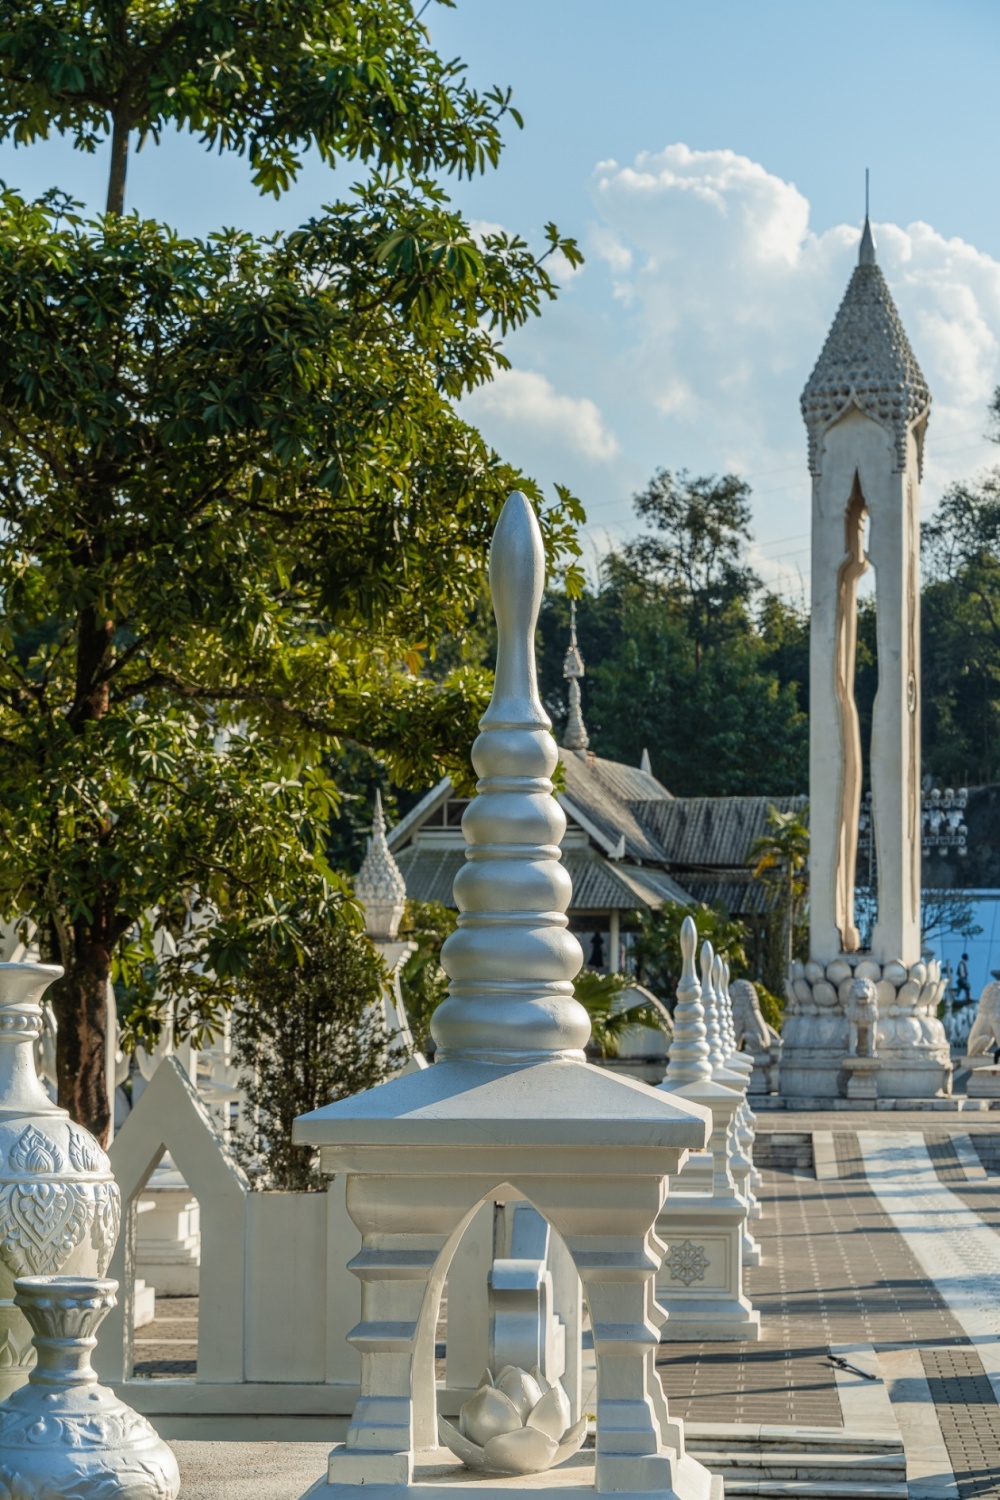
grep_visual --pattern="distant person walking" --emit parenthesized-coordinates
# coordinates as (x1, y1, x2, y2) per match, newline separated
(956, 953, 972, 1005)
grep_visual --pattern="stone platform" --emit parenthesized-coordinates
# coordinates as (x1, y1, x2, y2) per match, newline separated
(154, 1117, 1000, 1498)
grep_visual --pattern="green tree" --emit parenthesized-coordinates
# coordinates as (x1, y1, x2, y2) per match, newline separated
(633, 901, 749, 1009)
(232, 918, 400, 1191)
(0, 3, 584, 1141)
(536, 552, 808, 794)
(922, 470, 1000, 784)
(747, 803, 810, 988)
(0, 0, 523, 215)
(625, 469, 760, 668)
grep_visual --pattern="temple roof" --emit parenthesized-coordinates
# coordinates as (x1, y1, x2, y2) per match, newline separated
(800, 224, 930, 473)
(632, 794, 808, 871)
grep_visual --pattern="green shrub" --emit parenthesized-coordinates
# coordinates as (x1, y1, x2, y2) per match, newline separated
(233, 917, 403, 1190)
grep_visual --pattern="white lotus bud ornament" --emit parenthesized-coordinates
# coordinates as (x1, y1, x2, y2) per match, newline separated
(439, 1365, 587, 1475)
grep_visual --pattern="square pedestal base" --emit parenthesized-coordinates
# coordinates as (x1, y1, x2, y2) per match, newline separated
(302, 1448, 723, 1500)
(967, 1067, 1000, 1099)
(844, 1058, 881, 1102)
(656, 1197, 759, 1343)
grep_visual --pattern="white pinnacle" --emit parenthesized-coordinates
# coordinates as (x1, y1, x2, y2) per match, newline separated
(355, 790, 408, 941)
(432, 493, 590, 1062)
(664, 916, 713, 1085)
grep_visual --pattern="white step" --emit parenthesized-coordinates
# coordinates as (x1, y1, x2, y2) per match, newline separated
(684, 1424, 906, 1499)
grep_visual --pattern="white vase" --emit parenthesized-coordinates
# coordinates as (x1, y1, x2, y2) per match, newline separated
(0, 963, 120, 1397)
(0, 1276, 179, 1499)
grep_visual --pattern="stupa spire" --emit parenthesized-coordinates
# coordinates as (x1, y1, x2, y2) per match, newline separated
(664, 916, 713, 1085)
(859, 168, 876, 265)
(801, 184, 929, 476)
(432, 492, 590, 1062)
(355, 790, 407, 941)
(562, 600, 589, 752)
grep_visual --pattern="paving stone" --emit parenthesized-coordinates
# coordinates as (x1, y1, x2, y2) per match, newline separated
(658, 1168, 965, 1427)
(920, 1347, 1000, 1499)
(926, 1132, 968, 1184)
(133, 1294, 199, 1377)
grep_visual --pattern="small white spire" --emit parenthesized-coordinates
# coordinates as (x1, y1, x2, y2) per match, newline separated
(640, 748, 652, 774)
(664, 915, 713, 1085)
(355, 790, 408, 941)
(562, 600, 589, 751)
(432, 492, 590, 1061)
(700, 940, 726, 1072)
(717, 955, 736, 1055)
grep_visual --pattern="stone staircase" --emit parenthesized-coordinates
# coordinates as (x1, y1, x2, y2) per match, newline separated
(751, 1131, 813, 1171)
(684, 1423, 907, 1498)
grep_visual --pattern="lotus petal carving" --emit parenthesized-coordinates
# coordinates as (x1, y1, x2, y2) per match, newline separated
(439, 1365, 587, 1476)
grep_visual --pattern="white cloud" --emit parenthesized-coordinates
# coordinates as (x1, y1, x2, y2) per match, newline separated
(462, 368, 619, 462)
(456, 144, 1000, 582)
(468, 218, 506, 245)
(582, 144, 1000, 550)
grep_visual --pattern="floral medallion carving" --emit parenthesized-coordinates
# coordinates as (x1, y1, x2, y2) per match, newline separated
(665, 1239, 710, 1287)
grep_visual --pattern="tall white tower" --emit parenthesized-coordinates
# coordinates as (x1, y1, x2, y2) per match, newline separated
(781, 217, 951, 1101)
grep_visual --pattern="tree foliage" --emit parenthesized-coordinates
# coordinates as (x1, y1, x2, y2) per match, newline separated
(536, 472, 809, 794)
(626, 469, 760, 669)
(572, 967, 669, 1059)
(632, 901, 749, 1011)
(747, 803, 810, 991)
(397, 898, 456, 1055)
(0, 0, 524, 211)
(0, 2, 584, 1141)
(232, 917, 400, 1191)
(922, 470, 1000, 785)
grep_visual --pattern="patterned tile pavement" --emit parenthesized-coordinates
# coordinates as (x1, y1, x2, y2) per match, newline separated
(658, 1165, 965, 1426)
(920, 1345, 1000, 1499)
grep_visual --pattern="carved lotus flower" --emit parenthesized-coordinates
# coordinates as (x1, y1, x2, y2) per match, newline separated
(439, 1365, 587, 1476)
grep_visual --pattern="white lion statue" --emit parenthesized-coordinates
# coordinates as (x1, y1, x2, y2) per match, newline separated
(966, 980, 1000, 1058)
(730, 978, 781, 1094)
(845, 977, 878, 1058)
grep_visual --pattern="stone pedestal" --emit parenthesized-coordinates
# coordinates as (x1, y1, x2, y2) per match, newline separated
(966, 1067, 1000, 1101)
(294, 495, 721, 1500)
(781, 955, 952, 1103)
(843, 1056, 881, 1102)
(656, 1194, 759, 1342)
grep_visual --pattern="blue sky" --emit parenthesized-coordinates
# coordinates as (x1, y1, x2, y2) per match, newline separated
(2, 0, 998, 594)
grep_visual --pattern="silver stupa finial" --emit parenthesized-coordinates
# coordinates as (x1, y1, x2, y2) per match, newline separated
(432, 493, 590, 1062)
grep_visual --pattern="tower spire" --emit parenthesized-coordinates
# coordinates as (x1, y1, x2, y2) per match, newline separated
(859, 168, 876, 265)
(562, 600, 589, 751)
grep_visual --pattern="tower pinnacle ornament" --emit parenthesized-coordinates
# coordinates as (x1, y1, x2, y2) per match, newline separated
(561, 601, 589, 752)
(355, 790, 407, 941)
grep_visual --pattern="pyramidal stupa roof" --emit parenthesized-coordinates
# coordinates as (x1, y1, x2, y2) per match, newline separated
(800, 218, 930, 474)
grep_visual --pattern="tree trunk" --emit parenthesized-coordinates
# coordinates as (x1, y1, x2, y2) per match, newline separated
(106, 112, 129, 216)
(51, 937, 112, 1147)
